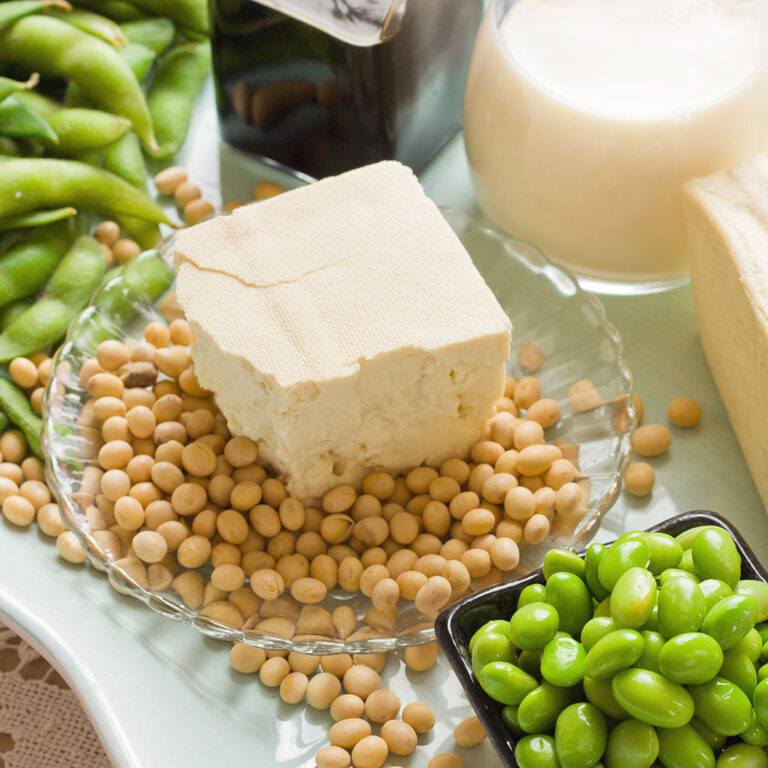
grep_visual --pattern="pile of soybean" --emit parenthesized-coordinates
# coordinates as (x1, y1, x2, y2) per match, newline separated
(0, 0, 209, 442)
(470, 525, 768, 768)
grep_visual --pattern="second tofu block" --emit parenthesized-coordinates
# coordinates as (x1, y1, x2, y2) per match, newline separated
(174, 162, 512, 501)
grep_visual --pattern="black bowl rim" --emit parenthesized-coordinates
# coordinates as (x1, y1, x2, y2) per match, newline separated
(434, 510, 768, 768)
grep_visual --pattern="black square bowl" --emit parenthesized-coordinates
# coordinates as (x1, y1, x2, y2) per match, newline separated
(434, 510, 768, 768)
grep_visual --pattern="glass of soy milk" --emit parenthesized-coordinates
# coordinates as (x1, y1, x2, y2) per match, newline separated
(464, 0, 768, 292)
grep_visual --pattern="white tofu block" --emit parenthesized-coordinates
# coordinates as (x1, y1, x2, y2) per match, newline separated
(685, 154, 768, 512)
(174, 161, 511, 501)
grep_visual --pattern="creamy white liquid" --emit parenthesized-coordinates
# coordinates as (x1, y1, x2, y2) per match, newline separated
(464, 0, 768, 284)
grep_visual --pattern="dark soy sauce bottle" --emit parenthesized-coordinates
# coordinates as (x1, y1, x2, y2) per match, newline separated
(209, 0, 483, 178)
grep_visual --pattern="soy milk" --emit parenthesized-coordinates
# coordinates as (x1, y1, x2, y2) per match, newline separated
(464, 0, 768, 286)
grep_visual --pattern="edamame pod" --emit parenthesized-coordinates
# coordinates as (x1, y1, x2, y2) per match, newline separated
(120, 17, 174, 55)
(0, 15, 158, 151)
(0, 73, 37, 103)
(514, 734, 558, 768)
(584, 629, 644, 680)
(598, 539, 650, 591)
(656, 724, 715, 768)
(546, 571, 593, 636)
(103, 132, 146, 188)
(611, 669, 694, 728)
(148, 42, 211, 160)
(555, 702, 607, 768)
(0, 207, 77, 232)
(715, 743, 768, 768)
(115, 215, 161, 249)
(510, 602, 560, 650)
(603, 719, 659, 768)
(75, 0, 146, 22)
(540, 635, 586, 687)
(128, 0, 208, 35)
(518, 682, 575, 733)
(658, 633, 723, 685)
(691, 528, 741, 587)
(47, 108, 131, 155)
(477, 661, 538, 706)
(0, 299, 32, 330)
(0, 377, 43, 458)
(737, 580, 768, 622)
(119, 41, 157, 83)
(47, 7, 128, 47)
(0, 96, 58, 143)
(701, 593, 758, 649)
(0, 219, 74, 306)
(688, 676, 753, 736)
(0, 0, 70, 27)
(611, 567, 657, 628)
(0, 159, 170, 223)
(658, 574, 706, 637)
(0, 235, 105, 360)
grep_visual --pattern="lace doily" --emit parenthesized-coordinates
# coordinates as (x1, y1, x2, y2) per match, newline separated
(0, 624, 110, 768)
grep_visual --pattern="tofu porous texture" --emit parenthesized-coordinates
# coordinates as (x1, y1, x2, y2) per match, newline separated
(174, 161, 512, 501)
(684, 154, 768, 512)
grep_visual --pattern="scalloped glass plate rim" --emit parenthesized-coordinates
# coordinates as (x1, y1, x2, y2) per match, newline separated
(42, 206, 636, 654)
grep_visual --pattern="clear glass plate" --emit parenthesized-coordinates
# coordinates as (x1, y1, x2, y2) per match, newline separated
(43, 207, 635, 654)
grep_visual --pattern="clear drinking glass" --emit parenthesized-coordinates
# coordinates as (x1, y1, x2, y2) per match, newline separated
(463, 0, 768, 294)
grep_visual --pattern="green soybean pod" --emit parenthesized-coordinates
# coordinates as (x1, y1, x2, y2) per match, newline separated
(555, 702, 607, 768)
(583, 675, 628, 720)
(611, 567, 657, 628)
(584, 629, 644, 680)
(545, 571, 593, 636)
(656, 724, 715, 768)
(581, 617, 616, 652)
(75, 0, 146, 22)
(0, 207, 77, 232)
(510, 602, 560, 650)
(0, 235, 105, 360)
(0, 15, 157, 152)
(702, 594, 759, 649)
(737, 580, 768, 623)
(128, 0, 208, 35)
(543, 548, 586, 581)
(603, 718, 659, 768)
(0, 96, 58, 144)
(716, 744, 768, 768)
(741, 711, 768, 746)
(0, 377, 43, 458)
(644, 532, 683, 574)
(658, 575, 707, 638)
(115, 215, 162, 250)
(719, 648, 757, 697)
(598, 539, 650, 591)
(0, 0, 70, 26)
(148, 41, 211, 160)
(734, 628, 765, 663)
(688, 676, 753, 736)
(518, 682, 575, 733)
(471, 632, 516, 677)
(48, 108, 132, 155)
(518, 583, 547, 609)
(501, 705, 524, 737)
(0, 72, 37, 103)
(119, 41, 157, 82)
(514, 734, 559, 768)
(120, 17, 174, 55)
(0, 159, 169, 223)
(540, 636, 586, 687)
(635, 630, 665, 674)
(691, 528, 742, 588)
(752, 676, 768, 730)
(469, 619, 510, 653)
(657, 633, 723, 685)
(585, 542, 610, 600)
(103, 132, 147, 189)
(0, 219, 74, 307)
(0, 299, 32, 330)
(690, 717, 727, 751)
(46, 7, 128, 47)
(611, 669, 694, 728)
(477, 661, 538, 706)
(699, 579, 733, 611)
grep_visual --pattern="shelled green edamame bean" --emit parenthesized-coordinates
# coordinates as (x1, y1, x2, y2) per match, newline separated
(0, 376, 43, 458)
(0, 15, 158, 151)
(0, 159, 169, 223)
(148, 41, 211, 160)
(0, 219, 75, 307)
(0, 234, 105, 360)
(469, 525, 768, 768)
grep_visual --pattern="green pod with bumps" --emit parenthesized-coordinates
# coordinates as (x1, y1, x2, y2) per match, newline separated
(0, 376, 43, 458)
